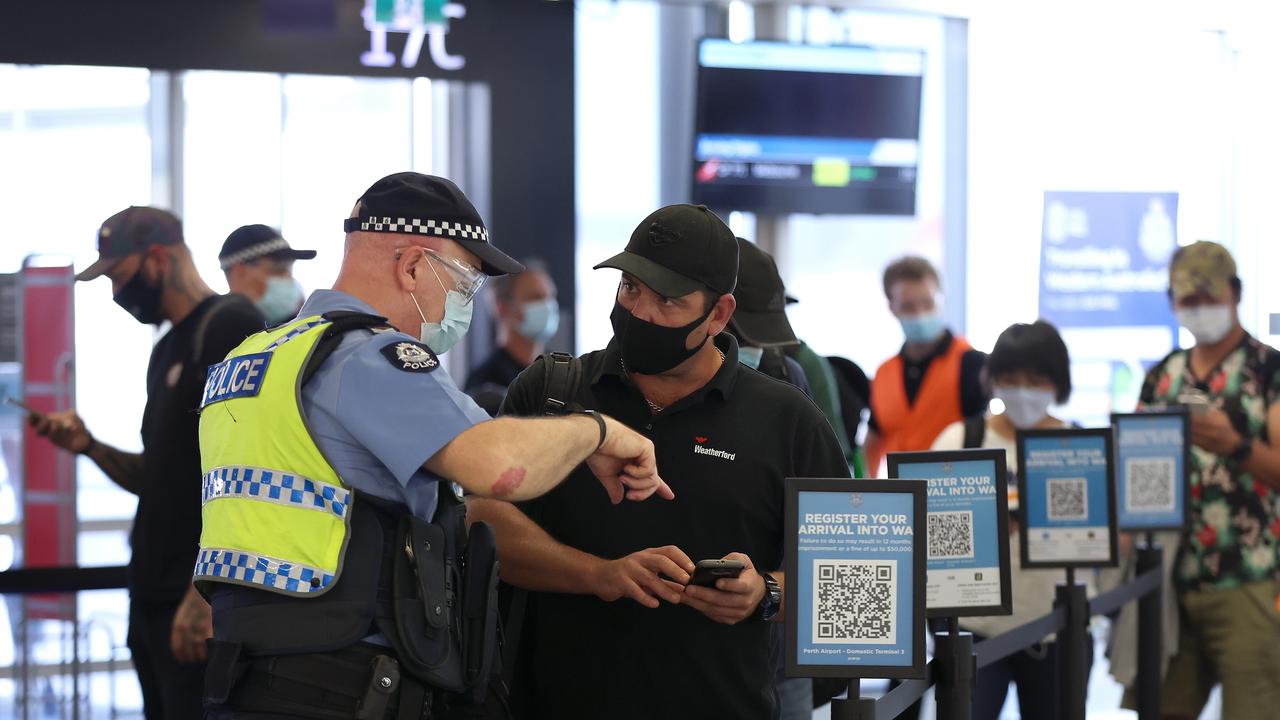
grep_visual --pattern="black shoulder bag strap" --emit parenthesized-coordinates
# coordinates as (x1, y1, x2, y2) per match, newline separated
(962, 415, 987, 449)
(299, 311, 392, 386)
(538, 351, 583, 416)
(190, 294, 244, 370)
(502, 351, 583, 690)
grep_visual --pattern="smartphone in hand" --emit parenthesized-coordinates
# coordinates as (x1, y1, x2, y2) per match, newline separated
(687, 559, 744, 588)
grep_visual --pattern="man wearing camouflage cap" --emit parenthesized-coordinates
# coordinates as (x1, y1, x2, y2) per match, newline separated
(1138, 241, 1280, 720)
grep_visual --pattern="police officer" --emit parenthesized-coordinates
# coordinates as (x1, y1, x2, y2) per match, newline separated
(219, 224, 316, 326)
(198, 173, 672, 718)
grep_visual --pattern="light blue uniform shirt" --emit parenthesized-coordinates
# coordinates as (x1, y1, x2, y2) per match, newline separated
(297, 289, 490, 521)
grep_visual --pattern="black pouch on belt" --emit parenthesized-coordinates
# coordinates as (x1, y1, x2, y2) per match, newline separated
(391, 510, 466, 694)
(461, 520, 501, 704)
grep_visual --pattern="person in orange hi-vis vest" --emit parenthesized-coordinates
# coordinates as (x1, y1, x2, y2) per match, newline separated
(865, 256, 989, 475)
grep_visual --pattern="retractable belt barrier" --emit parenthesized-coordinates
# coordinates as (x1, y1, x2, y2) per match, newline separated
(830, 542, 1165, 720)
(0, 565, 127, 595)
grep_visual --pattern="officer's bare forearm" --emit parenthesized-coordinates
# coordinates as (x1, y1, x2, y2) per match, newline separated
(428, 416, 598, 500)
(466, 497, 603, 594)
(85, 441, 143, 495)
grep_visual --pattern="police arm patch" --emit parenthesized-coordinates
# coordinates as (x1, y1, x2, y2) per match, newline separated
(381, 341, 439, 373)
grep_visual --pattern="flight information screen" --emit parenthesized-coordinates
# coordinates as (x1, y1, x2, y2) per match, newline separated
(692, 39, 923, 216)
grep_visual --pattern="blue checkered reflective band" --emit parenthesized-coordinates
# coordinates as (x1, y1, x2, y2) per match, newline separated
(202, 466, 350, 520)
(264, 319, 327, 352)
(201, 352, 272, 409)
(194, 547, 334, 594)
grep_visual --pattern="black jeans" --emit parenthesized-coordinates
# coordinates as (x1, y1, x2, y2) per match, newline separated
(128, 598, 206, 720)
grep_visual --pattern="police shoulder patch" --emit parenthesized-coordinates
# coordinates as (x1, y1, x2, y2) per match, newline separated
(381, 341, 439, 373)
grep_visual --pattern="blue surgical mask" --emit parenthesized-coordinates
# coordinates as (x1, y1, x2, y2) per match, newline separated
(899, 311, 946, 344)
(738, 345, 764, 370)
(411, 259, 473, 354)
(256, 276, 304, 326)
(518, 298, 560, 343)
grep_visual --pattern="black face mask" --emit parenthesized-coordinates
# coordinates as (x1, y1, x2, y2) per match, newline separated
(113, 259, 165, 326)
(610, 300, 713, 375)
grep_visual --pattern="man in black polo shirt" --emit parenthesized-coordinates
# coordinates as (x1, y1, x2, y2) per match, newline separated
(468, 204, 849, 719)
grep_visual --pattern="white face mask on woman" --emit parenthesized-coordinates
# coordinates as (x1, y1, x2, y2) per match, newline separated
(994, 386, 1056, 429)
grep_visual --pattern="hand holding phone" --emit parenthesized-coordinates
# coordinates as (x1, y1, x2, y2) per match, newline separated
(1177, 390, 1212, 416)
(17, 400, 93, 455)
(687, 559, 745, 588)
(4, 396, 41, 418)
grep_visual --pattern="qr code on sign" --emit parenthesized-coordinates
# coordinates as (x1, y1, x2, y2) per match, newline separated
(927, 511, 975, 560)
(1047, 478, 1088, 520)
(813, 560, 896, 644)
(1125, 458, 1176, 513)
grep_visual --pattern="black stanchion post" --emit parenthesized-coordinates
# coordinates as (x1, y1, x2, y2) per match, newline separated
(831, 679, 862, 720)
(934, 616, 974, 720)
(1136, 538, 1164, 720)
(829, 679, 879, 720)
(1056, 567, 1089, 720)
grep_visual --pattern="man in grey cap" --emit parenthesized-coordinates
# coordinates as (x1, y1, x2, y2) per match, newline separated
(29, 207, 265, 719)
(219, 224, 317, 326)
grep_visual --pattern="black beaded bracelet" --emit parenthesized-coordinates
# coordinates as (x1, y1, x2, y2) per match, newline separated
(578, 410, 607, 452)
(81, 434, 98, 457)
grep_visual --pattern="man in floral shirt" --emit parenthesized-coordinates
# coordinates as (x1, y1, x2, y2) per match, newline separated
(1139, 241, 1280, 720)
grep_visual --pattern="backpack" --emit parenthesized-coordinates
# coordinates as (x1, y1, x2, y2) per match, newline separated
(499, 352, 583, 695)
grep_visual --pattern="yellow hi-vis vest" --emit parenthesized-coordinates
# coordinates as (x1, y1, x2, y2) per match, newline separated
(193, 315, 352, 597)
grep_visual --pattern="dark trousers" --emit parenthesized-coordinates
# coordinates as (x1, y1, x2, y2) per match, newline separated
(971, 633, 1094, 720)
(127, 598, 206, 720)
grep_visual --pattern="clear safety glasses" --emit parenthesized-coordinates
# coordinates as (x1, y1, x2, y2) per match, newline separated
(396, 246, 486, 305)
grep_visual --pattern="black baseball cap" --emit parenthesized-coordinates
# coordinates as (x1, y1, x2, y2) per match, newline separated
(343, 172, 524, 277)
(218, 224, 316, 271)
(77, 206, 183, 282)
(593, 204, 738, 297)
(730, 238, 798, 347)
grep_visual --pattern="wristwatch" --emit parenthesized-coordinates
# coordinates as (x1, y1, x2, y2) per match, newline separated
(756, 573, 782, 622)
(1228, 437, 1254, 466)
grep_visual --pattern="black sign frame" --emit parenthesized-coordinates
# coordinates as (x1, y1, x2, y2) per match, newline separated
(784, 477, 927, 681)
(887, 448, 1013, 619)
(1016, 427, 1119, 570)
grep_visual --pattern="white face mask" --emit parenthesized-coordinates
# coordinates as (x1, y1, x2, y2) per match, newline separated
(994, 386, 1056, 429)
(410, 259, 473, 354)
(1176, 305, 1234, 345)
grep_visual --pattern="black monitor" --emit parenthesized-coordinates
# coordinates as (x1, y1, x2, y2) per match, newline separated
(691, 39, 924, 216)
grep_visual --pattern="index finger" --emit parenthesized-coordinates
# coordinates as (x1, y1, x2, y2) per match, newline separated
(623, 477, 674, 502)
(653, 545, 695, 572)
(722, 552, 755, 570)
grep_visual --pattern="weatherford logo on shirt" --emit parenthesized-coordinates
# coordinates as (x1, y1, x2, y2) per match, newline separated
(693, 437, 736, 461)
(381, 341, 439, 373)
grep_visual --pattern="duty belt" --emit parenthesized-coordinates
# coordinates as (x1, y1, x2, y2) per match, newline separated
(206, 640, 434, 720)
